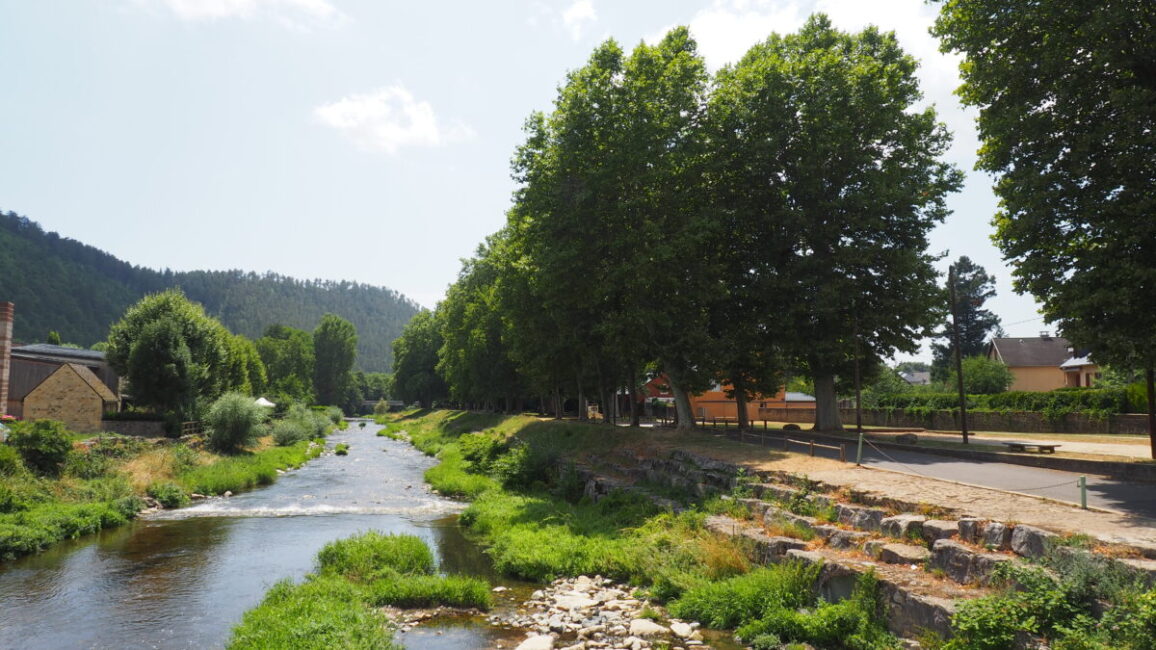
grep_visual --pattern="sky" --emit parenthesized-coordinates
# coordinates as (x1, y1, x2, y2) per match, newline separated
(0, 0, 1048, 362)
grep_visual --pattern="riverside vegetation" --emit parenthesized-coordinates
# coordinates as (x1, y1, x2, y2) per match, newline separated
(369, 410, 898, 649)
(368, 410, 1156, 650)
(0, 401, 343, 560)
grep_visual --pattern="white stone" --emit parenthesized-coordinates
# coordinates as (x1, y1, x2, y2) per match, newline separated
(669, 621, 694, 638)
(554, 595, 600, 610)
(516, 635, 556, 650)
(628, 619, 668, 637)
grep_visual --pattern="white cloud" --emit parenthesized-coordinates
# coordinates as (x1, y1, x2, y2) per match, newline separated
(562, 0, 597, 41)
(141, 0, 345, 29)
(314, 86, 475, 155)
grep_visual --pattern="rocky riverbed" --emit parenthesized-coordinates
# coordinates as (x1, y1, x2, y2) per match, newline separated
(487, 575, 712, 650)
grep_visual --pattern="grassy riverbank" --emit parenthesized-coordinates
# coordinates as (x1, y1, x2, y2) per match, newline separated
(0, 416, 336, 561)
(375, 410, 899, 649)
(229, 532, 490, 650)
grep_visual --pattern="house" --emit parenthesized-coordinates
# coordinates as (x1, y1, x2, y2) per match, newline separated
(986, 334, 1100, 391)
(899, 370, 932, 386)
(641, 376, 814, 422)
(1, 302, 121, 431)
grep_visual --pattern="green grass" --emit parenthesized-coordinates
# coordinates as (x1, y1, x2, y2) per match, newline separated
(177, 440, 322, 495)
(232, 532, 491, 647)
(366, 574, 492, 609)
(228, 576, 399, 650)
(424, 446, 501, 498)
(317, 531, 435, 580)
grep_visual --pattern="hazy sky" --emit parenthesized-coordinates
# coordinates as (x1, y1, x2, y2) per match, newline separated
(0, 0, 1047, 361)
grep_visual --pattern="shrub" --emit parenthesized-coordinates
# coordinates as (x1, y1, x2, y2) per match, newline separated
(271, 419, 310, 446)
(0, 445, 24, 476)
(205, 393, 265, 453)
(670, 562, 821, 629)
(373, 399, 390, 415)
(947, 357, 1015, 394)
(334, 443, 350, 456)
(8, 420, 73, 475)
(64, 450, 115, 479)
(0, 484, 26, 514)
(147, 481, 190, 508)
(317, 532, 435, 581)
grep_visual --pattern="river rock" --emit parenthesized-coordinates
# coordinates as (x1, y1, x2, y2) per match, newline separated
(516, 634, 556, 650)
(669, 621, 694, 638)
(628, 619, 668, 636)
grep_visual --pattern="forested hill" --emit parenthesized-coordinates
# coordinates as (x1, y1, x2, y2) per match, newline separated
(0, 211, 419, 372)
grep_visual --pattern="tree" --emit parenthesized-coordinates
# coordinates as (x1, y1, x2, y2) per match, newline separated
(947, 356, 1014, 395)
(106, 289, 231, 418)
(931, 256, 1004, 381)
(46, 331, 61, 345)
(256, 324, 315, 402)
(204, 392, 265, 453)
(224, 334, 267, 397)
(391, 310, 447, 408)
(726, 15, 963, 431)
(312, 314, 357, 407)
(934, 0, 1156, 455)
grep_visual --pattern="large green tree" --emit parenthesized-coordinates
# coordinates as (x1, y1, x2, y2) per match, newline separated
(312, 314, 357, 407)
(730, 15, 962, 430)
(106, 289, 232, 418)
(931, 256, 1004, 381)
(256, 324, 315, 402)
(934, 0, 1156, 453)
(391, 310, 448, 408)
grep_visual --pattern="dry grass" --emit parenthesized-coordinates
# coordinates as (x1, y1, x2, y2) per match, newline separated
(120, 447, 185, 492)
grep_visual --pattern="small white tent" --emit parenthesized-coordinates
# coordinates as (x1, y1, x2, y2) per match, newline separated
(254, 397, 276, 408)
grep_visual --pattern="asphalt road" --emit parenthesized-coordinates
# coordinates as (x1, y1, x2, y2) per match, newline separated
(764, 433, 1156, 520)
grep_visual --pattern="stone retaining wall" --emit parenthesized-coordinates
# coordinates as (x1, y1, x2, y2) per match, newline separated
(101, 419, 167, 437)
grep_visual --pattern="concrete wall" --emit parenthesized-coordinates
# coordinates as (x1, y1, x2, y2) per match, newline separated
(758, 406, 1149, 435)
(24, 366, 109, 433)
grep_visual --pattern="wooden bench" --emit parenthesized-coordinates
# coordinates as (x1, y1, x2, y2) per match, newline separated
(1001, 441, 1061, 454)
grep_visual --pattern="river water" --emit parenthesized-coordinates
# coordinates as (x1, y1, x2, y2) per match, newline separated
(0, 420, 526, 650)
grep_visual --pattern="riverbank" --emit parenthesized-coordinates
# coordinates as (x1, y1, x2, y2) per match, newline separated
(0, 417, 337, 561)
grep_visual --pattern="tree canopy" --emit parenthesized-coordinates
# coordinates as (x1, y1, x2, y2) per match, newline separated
(312, 314, 358, 407)
(934, 0, 1156, 451)
(931, 256, 1004, 381)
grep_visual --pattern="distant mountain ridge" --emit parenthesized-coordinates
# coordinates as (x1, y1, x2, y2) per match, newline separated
(0, 210, 419, 372)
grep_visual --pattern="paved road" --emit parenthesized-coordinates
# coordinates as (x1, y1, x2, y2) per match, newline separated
(756, 434, 1156, 520)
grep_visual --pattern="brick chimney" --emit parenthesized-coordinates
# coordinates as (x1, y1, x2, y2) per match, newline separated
(0, 301, 12, 415)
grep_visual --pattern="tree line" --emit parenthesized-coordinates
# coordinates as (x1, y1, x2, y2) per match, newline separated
(0, 211, 419, 372)
(106, 289, 387, 418)
(392, 16, 963, 431)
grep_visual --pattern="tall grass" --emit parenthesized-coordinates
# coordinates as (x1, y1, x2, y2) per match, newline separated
(317, 532, 435, 580)
(177, 440, 321, 495)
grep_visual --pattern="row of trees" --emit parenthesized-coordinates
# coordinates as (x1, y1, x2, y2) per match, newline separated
(105, 290, 374, 418)
(392, 16, 963, 431)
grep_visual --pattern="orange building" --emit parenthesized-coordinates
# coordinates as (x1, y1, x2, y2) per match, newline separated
(642, 377, 814, 422)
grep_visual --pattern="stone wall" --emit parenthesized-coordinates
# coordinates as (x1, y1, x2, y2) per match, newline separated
(758, 406, 1148, 435)
(101, 419, 168, 437)
(24, 366, 106, 432)
(0, 301, 12, 415)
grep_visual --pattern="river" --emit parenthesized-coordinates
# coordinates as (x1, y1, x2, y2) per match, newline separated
(0, 420, 527, 649)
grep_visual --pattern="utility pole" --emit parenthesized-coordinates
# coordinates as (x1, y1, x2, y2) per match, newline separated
(949, 265, 969, 444)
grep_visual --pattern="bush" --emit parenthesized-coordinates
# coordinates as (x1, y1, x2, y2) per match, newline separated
(64, 450, 114, 479)
(334, 443, 350, 456)
(205, 393, 265, 453)
(947, 357, 1015, 394)
(271, 419, 310, 446)
(147, 481, 190, 508)
(0, 445, 24, 476)
(317, 532, 435, 581)
(8, 420, 73, 475)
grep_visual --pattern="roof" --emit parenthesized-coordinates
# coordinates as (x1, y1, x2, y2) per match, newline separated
(12, 344, 107, 364)
(1059, 355, 1095, 370)
(66, 364, 118, 402)
(900, 370, 932, 385)
(785, 392, 816, 402)
(988, 336, 1073, 367)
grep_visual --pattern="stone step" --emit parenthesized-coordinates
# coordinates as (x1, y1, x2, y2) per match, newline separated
(878, 543, 932, 566)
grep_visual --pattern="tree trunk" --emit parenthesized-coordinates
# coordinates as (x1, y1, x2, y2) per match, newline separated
(735, 381, 750, 430)
(668, 372, 694, 430)
(1147, 368, 1155, 460)
(812, 372, 843, 432)
(629, 381, 640, 427)
(554, 387, 562, 419)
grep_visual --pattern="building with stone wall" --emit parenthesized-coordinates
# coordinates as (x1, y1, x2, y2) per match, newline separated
(18, 363, 118, 432)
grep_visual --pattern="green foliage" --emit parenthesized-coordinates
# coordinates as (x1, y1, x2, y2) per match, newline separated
(932, 257, 1004, 381)
(0, 444, 26, 476)
(313, 314, 358, 407)
(204, 392, 265, 453)
(934, 0, 1156, 385)
(147, 481, 190, 508)
(334, 443, 349, 456)
(946, 356, 1015, 395)
(316, 532, 435, 581)
(177, 440, 320, 495)
(271, 419, 311, 446)
(390, 310, 448, 408)
(670, 562, 821, 629)
(365, 574, 492, 609)
(8, 419, 73, 475)
(873, 388, 1131, 417)
(0, 211, 417, 373)
(227, 576, 399, 650)
(0, 501, 132, 560)
(423, 446, 500, 499)
(64, 450, 115, 479)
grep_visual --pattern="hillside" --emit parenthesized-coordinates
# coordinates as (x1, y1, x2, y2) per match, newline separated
(0, 210, 419, 372)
